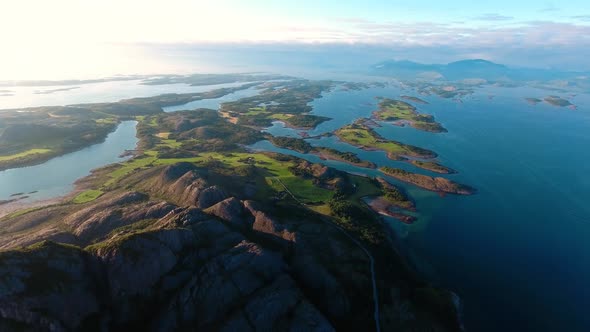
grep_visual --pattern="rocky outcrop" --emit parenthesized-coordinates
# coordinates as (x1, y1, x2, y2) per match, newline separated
(147, 163, 227, 208)
(205, 197, 252, 229)
(0, 242, 104, 332)
(243, 200, 297, 243)
(67, 198, 176, 243)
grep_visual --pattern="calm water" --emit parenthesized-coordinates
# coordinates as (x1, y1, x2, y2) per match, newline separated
(0, 80, 250, 110)
(0, 121, 138, 202)
(162, 85, 262, 112)
(256, 85, 590, 332)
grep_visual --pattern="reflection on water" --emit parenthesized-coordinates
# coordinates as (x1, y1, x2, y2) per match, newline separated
(0, 121, 138, 202)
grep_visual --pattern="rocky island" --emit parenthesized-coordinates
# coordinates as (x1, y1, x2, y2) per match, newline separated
(410, 160, 456, 174)
(334, 119, 438, 160)
(380, 166, 475, 195)
(267, 136, 376, 168)
(372, 98, 446, 133)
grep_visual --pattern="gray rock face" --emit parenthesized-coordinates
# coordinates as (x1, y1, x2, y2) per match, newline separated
(64, 197, 176, 244)
(151, 165, 227, 208)
(0, 242, 103, 331)
(205, 197, 253, 229)
(243, 200, 297, 243)
(152, 239, 334, 332)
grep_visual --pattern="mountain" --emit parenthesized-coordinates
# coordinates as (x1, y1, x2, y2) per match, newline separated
(371, 59, 589, 83)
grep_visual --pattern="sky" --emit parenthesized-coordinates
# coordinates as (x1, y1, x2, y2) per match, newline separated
(1, 0, 589, 79)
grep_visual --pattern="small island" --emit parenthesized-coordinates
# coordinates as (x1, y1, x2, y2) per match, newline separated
(281, 114, 331, 129)
(410, 160, 456, 174)
(372, 98, 446, 133)
(380, 166, 475, 195)
(335, 119, 437, 160)
(543, 96, 573, 107)
(313, 146, 376, 168)
(526, 96, 576, 109)
(401, 95, 429, 104)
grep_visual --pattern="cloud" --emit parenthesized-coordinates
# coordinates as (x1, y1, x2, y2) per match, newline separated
(538, 4, 560, 12)
(571, 15, 590, 21)
(474, 13, 514, 21)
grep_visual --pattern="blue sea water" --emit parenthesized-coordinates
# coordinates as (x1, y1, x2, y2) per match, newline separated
(257, 84, 590, 332)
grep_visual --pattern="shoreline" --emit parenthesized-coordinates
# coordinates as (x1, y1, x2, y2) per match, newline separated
(0, 193, 72, 219)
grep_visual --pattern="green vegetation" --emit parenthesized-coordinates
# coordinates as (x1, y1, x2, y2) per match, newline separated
(266, 136, 376, 169)
(268, 136, 313, 153)
(283, 114, 331, 128)
(410, 160, 455, 174)
(4, 206, 45, 219)
(0, 81, 264, 172)
(72, 190, 104, 204)
(104, 154, 157, 187)
(221, 80, 333, 128)
(0, 148, 52, 161)
(335, 120, 437, 160)
(269, 113, 292, 120)
(314, 147, 376, 168)
(328, 192, 385, 244)
(373, 98, 446, 133)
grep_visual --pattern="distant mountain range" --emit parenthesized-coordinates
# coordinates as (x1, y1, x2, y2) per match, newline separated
(371, 59, 590, 82)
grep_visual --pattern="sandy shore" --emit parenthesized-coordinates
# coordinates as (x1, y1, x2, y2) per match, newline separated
(0, 189, 81, 219)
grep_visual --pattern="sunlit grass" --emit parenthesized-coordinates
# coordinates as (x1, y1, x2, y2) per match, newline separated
(0, 148, 52, 161)
(72, 190, 104, 204)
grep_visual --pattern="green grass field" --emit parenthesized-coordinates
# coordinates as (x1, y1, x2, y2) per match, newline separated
(244, 107, 269, 116)
(155, 152, 332, 203)
(0, 149, 52, 161)
(335, 126, 408, 155)
(72, 190, 104, 204)
(269, 113, 292, 120)
(375, 103, 416, 121)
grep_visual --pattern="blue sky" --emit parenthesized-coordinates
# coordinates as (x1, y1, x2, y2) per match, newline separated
(235, 0, 590, 24)
(1, 0, 590, 78)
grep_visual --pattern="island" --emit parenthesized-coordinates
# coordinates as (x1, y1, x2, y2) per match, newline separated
(526, 96, 576, 109)
(33, 87, 80, 95)
(372, 98, 446, 133)
(334, 119, 437, 160)
(220, 79, 334, 128)
(543, 95, 573, 107)
(380, 166, 475, 195)
(267, 136, 377, 168)
(410, 160, 456, 174)
(313, 146, 376, 168)
(401, 95, 429, 104)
